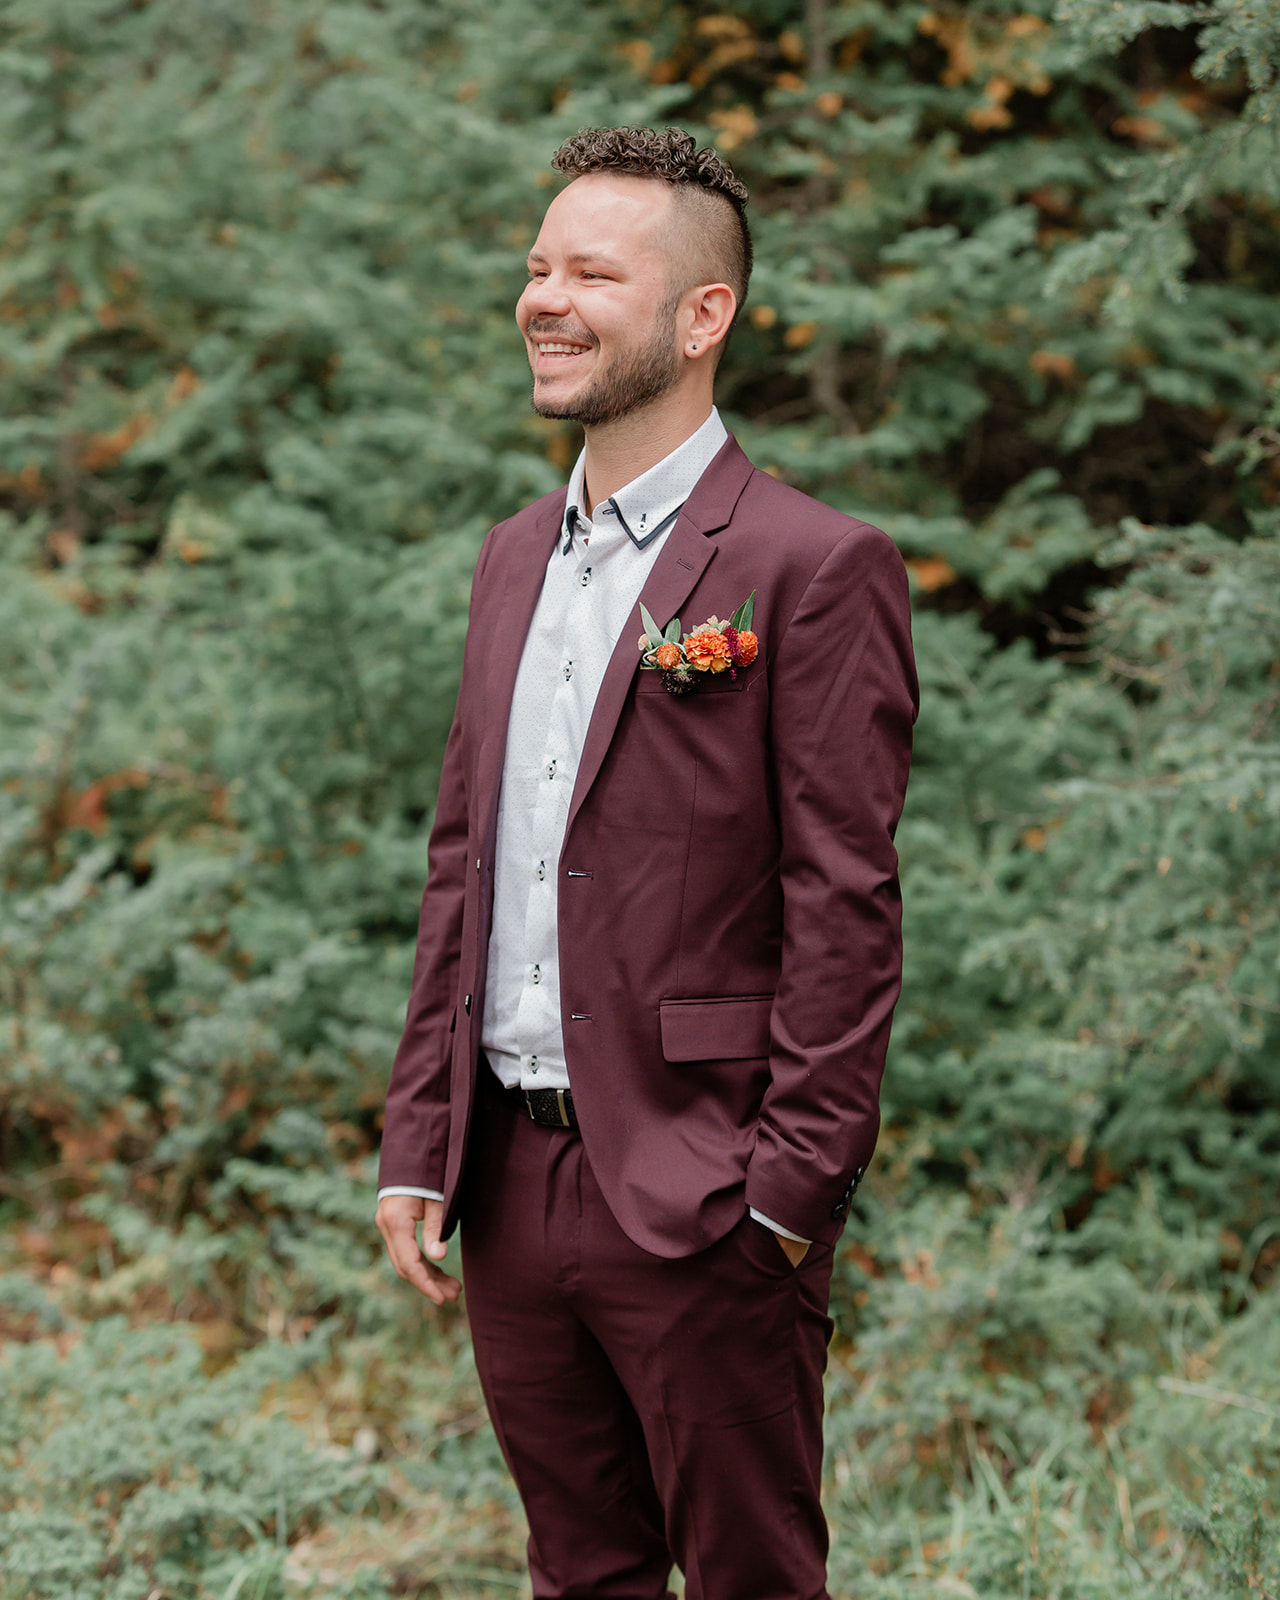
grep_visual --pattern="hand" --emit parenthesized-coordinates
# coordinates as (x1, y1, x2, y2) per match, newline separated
(774, 1231, 811, 1268)
(376, 1195, 461, 1306)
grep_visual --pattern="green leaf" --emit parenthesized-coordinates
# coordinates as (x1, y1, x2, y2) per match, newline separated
(732, 590, 755, 634)
(638, 601, 665, 655)
(665, 616, 682, 643)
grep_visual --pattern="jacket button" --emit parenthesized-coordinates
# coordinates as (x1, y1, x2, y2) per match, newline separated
(831, 1166, 865, 1220)
(463, 993, 472, 1014)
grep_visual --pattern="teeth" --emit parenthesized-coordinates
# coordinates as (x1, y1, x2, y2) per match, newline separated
(540, 343, 589, 355)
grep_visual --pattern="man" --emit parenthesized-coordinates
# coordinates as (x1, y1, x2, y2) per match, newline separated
(376, 127, 917, 1600)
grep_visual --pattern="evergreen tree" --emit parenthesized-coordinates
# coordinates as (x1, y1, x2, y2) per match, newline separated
(1, 1, 1277, 1594)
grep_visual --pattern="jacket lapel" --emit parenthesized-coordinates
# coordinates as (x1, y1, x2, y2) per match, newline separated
(565, 435, 756, 836)
(475, 492, 565, 848)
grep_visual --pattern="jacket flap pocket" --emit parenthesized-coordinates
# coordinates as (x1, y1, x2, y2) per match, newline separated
(659, 994, 773, 1063)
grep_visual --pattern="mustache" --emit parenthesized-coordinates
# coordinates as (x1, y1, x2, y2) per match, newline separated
(526, 317, 597, 346)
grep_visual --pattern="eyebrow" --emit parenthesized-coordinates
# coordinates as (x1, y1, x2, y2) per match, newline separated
(526, 248, 628, 271)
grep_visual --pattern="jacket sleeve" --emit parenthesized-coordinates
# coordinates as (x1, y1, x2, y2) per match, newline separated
(376, 533, 493, 1191)
(744, 523, 918, 1244)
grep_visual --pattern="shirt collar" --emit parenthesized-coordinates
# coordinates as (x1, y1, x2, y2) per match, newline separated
(561, 407, 729, 555)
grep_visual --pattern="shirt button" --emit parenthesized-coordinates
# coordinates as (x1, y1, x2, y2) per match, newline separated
(579, 568, 592, 587)
(530, 1055, 539, 1075)
(546, 759, 556, 779)
(531, 964, 541, 985)
(536, 860, 546, 881)
(562, 661, 573, 680)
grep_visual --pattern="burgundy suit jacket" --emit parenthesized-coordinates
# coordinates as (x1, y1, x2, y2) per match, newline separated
(378, 435, 918, 1256)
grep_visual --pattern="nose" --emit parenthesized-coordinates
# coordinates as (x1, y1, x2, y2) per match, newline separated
(517, 271, 571, 327)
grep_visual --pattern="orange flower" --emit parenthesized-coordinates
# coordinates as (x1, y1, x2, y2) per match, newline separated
(685, 628, 731, 673)
(654, 642, 682, 670)
(735, 630, 758, 666)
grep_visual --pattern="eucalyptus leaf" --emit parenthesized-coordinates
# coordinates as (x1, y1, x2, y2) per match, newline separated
(639, 601, 666, 655)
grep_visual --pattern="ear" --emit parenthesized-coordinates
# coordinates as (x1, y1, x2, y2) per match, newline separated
(681, 283, 737, 361)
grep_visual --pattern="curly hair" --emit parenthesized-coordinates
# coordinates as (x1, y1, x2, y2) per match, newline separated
(552, 126, 749, 206)
(550, 126, 753, 319)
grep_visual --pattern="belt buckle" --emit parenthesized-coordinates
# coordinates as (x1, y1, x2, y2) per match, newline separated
(522, 1087, 574, 1128)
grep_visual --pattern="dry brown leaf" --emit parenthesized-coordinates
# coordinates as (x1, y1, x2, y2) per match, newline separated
(784, 320, 818, 350)
(81, 414, 152, 472)
(695, 14, 752, 39)
(708, 106, 758, 149)
(167, 364, 200, 403)
(906, 556, 958, 592)
(1030, 349, 1078, 380)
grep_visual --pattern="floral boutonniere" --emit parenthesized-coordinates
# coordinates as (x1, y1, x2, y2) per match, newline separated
(637, 591, 759, 696)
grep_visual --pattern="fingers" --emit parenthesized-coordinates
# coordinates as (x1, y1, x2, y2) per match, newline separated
(377, 1197, 461, 1306)
(406, 1252, 462, 1306)
(392, 1238, 461, 1305)
(773, 1232, 811, 1269)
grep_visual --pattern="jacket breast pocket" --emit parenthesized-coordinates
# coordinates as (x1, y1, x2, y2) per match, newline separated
(659, 994, 773, 1062)
(634, 672, 757, 697)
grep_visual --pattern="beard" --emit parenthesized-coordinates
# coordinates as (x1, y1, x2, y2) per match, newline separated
(529, 298, 682, 427)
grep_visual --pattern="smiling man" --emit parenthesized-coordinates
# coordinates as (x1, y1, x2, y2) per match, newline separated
(376, 127, 918, 1600)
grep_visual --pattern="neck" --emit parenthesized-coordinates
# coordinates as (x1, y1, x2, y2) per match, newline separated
(580, 386, 715, 516)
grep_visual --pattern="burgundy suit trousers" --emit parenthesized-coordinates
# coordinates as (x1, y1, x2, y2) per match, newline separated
(459, 1074, 836, 1600)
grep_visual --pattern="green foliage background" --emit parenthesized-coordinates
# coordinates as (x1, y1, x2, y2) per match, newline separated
(1, 1, 1278, 1595)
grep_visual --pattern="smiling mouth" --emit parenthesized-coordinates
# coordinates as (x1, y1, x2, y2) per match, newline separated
(535, 341, 592, 359)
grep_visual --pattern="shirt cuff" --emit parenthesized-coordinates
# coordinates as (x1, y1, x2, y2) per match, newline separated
(377, 1186, 444, 1204)
(748, 1206, 812, 1245)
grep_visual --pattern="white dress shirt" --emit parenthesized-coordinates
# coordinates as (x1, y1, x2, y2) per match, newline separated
(479, 408, 728, 1092)
(378, 409, 808, 1244)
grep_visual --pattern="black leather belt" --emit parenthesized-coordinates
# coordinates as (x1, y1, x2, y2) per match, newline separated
(506, 1084, 579, 1130)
